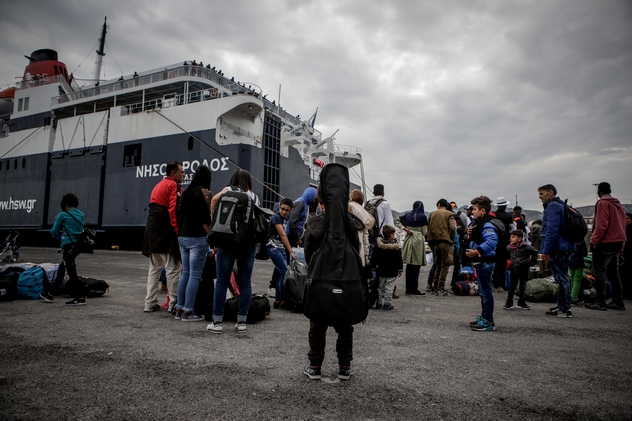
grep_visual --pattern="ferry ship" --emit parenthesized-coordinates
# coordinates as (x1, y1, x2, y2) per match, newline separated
(0, 18, 363, 246)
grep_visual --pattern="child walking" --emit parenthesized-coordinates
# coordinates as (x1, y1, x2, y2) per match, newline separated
(504, 230, 538, 310)
(370, 225, 403, 310)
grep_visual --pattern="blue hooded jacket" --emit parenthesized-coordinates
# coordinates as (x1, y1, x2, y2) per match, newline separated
(540, 197, 576, 255)
(286, 187, 317, 246)
(469, 221, 498, 262)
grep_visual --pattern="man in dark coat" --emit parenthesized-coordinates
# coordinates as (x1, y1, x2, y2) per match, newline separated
(142, 162, 184, 312)
(492, 197, 513, 290)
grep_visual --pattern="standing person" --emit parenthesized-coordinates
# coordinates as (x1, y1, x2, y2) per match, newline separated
(537, 184, 576, 318)
(142, 162, 184, 313)
(207, 169, 260, 334)
(426, 199, 455, 296)
(46, 193, 86, 306)
(504, 230, 538, 310)
(173, 165, 212, 322)
(365, 184, 394, 259)
(302, 169, 365, 381)
(465, 196, 499, 331)
(267, 198, 297, 309)
(348, 189, 374, 266)
(395, 201, 428, 295)
(370, 225, 403, 310)
(621, 213, 632, 300)
(568, 239, 588, 305)
(493, 197, 512, 291)
(530, 220, 543, 251)
(585, 182, 627, 311)
(450, 201, 469, 287)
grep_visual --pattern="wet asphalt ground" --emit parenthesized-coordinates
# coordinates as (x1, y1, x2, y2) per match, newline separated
(0, 247, 631, 421)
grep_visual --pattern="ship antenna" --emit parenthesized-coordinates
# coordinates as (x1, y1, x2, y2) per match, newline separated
(92, 17, 108, 86)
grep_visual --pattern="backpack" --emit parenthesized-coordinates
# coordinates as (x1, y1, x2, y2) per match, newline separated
(283, 259, 309, 312)
(64, 211, 96, 254)
(364, 198, 385, 238)
(0, 267, 23, 302)
(207, 187, 254, 251)
(560, 201, 588, 243)
(17, 266, 45, 300)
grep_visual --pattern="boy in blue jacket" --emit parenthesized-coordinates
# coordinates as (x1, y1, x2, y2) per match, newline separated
(465, 196, 498, 331)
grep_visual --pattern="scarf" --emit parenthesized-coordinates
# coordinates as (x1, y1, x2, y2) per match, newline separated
(399, 201, 428, 227)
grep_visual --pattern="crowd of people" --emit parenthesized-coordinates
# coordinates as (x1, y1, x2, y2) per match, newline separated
(43, 161, 630, 380)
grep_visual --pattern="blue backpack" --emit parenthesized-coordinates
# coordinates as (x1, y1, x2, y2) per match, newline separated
(17, 266, 45, 300)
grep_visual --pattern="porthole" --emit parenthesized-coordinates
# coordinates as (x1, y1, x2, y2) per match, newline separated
(187, 136, 194, 151)
(22, 158, 26, 168)
(14, 159, 17, 169)
(0, 161, 3, 170)
(241, 148, 248, 155)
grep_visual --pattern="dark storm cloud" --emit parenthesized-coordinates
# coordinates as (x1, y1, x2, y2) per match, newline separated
(1, 0, 630, 212)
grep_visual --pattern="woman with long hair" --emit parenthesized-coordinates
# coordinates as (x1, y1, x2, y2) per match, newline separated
(174, 165, 212, 321)
(207, 169, 260, 334)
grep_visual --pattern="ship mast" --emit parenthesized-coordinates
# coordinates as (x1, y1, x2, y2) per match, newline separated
(92, 17, 108, 85)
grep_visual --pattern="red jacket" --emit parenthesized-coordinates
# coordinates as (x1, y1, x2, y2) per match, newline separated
(590, 195, 626, 245)
(149, 176, 182, 235)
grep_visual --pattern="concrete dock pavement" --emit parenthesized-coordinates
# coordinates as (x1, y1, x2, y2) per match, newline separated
(0, 247, 631, 420)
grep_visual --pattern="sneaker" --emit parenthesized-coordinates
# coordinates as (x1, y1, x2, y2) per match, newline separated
(338, 366, 353, 380)
(303, 365, 322, 380)
(585, 302, 608, 311)
(546, 310, 572, 317)
(206, 322, 223, 334)
(606, 301, 626, 311)
(549, 306, 559, 312)
(267, 287, 276, 298)
(235, 321, 247, 333)
(382, 303, 394, 311)
(181, 312, 205, 322)
(425, 285, 433, 292)
(516, 302, 531, 310)
(435, 290, 453, 297)
(405, 290, 425, 296)
(471, 318, 495, 331)
(469, 315, 483, 327)
(144, 304, 160, 312)
(503, 302, 514, 310)
(40, 292, 54, 303)
(375, 302, 383, 310)
(174, 310, 182, 320)
(65, 298, 86, 306)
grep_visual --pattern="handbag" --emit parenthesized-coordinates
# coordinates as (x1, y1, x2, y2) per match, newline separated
(64, 211, 96, 254)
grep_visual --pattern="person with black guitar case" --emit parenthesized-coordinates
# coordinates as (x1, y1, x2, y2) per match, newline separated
(302, 163, 369, 381)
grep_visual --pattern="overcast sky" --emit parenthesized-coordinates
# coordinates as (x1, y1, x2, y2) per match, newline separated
(1, 0, 630, 212)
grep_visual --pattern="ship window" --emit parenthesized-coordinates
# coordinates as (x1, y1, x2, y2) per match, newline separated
(14, 159, 18, 169)
(18, 98, 23, 112)
(23, 97, 29, 111)
(0, 161, 2, 170)
(123, 143, 142, 167)
(22, 158, 26, 169)
(187, 136, 194, 151)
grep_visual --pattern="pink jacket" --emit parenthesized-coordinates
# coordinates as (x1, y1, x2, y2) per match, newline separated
(590, 195, 626, 245)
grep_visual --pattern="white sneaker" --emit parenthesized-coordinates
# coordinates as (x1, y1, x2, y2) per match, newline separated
(206, 322, 223, 334)
(267, 287, 276, 298)
(235, 321, 247, 333)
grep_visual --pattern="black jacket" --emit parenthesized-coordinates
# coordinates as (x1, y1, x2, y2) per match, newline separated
(370, 237, 403, 277)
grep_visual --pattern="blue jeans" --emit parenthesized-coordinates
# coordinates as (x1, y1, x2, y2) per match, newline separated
(550, 252, 571, 312)
(267, 246, 287, 302)
(176, 237, 209, 312)
(476, 262, 495, 323)
(213, 245, 256, 323)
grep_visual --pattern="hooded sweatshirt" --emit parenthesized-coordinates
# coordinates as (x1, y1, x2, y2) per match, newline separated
(590, 195, 627, 245)
(286, 187, 317, 246)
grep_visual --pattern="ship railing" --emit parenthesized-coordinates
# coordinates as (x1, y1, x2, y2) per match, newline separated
(334, 144, 362, 155)
(52, 65, 264, 107)
(16, 74, 66, 90)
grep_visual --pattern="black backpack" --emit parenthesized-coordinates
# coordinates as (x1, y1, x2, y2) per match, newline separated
(560, 201, 588, 243)
(207, 187, 254, 251)
(364, 198, 384, 238)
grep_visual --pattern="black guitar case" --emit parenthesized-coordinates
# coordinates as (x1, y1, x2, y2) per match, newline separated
(302, 163, 369, 326)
